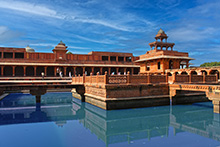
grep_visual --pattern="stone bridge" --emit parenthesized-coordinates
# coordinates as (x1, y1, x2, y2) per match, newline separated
(170, 84, 220, 113)
(0, 78, 84, 103)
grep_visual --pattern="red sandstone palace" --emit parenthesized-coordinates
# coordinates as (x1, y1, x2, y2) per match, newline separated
(0, 29, 194, 77)
(0, 41, 139, 77)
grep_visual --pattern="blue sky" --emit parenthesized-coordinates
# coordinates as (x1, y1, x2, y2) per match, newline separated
(0, 0, 219, 66)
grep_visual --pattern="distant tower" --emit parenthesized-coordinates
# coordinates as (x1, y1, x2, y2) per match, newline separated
(149, 28, 175, 51)
(136, 29, 193, 74)
(52, 41, 68, 61)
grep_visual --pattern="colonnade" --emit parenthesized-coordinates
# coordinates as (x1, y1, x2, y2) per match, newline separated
(0, 66, 140, 77)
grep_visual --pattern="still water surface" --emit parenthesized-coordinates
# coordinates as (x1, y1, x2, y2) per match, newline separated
(0, 92, 220, 147)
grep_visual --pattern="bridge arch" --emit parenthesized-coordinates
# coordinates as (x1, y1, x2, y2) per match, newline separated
(76, 67, 83, 76)
(15, 66, 24, 76)
(47, 66, 54, 77)
(190, 71, 197, 75)
(36, 67, 44, 77)
(4, 66, 12, 76)
(180, 71, 188, 75)
(26, 66, 34, 76)
(102, 67, 108, 75)
(66, 67, 73, 77)
(94, 67, 100, 75)
(85, 67, 92, 75)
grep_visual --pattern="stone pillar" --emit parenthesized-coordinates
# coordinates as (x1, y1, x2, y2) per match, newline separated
(116, 67, 119, 74)
(73, 67, 76, 76)
(1, 66, 4, 76)
(108, 68, 111, 75)
(34, 66, 37, 77)
(189, 72, 192, 83)
(24, 66, 26, 76)
(83, 67, 85, 75)
(213, 100, 220, 113)
(216, 74, 218, 82)
(54, 67, 57, 77)
(203, 72, 206, 83)
(100, 67, 103, 75)
(131, 68, 134, 75)
(147, 73, 151, 83)
(63, 67, 67, 77)
(127, 71, 131, 83)
(104, 71, 108, 84)
(12, 66, 15, 77)
(36, 95, 41, 103)
(91, 67, 94, 75)
(44, 67, 47, 77)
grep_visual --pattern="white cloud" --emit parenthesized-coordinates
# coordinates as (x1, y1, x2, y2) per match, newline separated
(0, 0, 63, 19)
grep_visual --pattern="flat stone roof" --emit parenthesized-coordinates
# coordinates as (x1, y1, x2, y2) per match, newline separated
(135, 55, 194, 63)
(0, 62, 140, 68)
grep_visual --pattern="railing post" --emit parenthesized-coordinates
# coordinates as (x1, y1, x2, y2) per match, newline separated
(96, 72, 99, 83)
(172, 73, 176, 83)
(90, 72, 93, 83)
(83, 74, 85, 84)
(203, 72, 206, 83)
(216, 74, 218, 83)
(166, 72, 168, 84)
(104, 71, 108, 84)
(189, 73, 192, 83)
(127, 71, 130, 83)
(78, 74, 80, 83)
(147, 73, 151, 84)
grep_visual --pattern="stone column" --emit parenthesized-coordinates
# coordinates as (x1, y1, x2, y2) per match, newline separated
(12, 66, 15, 77)
(73, 67, 76, 76)
(34, 66, 37, 77)
(44, 67, 47, 77)
(100, 67, 103, 75)
(189, 72, 192, 83)
(203, 72, 206, 83)
(108, 67, 111, 75)
(1, 66, 4, 76)
(131, 68, 134, 75)
(24, 66, 26, 77)
(91, 67, 94, 75)
(116, 67, 119, 74)
(54, 67, 57, 77)
(63, 67, 67, 77)
(83, 67, 85, 74)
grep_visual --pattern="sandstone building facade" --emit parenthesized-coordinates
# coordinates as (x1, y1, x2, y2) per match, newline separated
(0, 41, 139, 77)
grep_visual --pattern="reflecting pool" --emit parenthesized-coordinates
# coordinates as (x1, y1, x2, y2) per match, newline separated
(0, 92, 220, 147)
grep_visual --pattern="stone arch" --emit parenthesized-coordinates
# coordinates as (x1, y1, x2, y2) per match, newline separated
(169, 60, 173, 69)
(181, 71, 188, 75)
(126, 67, 132, 74)
(66, 67, 73, 77)
(4, 66, 12, 76)
(102, 67, 108, 75)
(94, 67, 100, 75)
(76, 67, 83, 76)
(119, 68, 125, 75)
(134, 68, 139, 74)
(47, 66, 54, 77)
(190, 71, 197, 75)
(209, 69, 219, 79)
(201, 70, 207, 75)
(167, 72, 172, 76)
(36, 67, 44, 77)
(85, 67, 92, 75)
(110, 67, 116, 75)
(26, 66, 34, 76)
(15, 66, 24, 76)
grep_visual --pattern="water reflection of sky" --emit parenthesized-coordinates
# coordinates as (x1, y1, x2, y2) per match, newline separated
(0, 93, 220, 147)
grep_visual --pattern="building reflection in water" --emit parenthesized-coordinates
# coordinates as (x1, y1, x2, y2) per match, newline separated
(0, 93, 220, 146)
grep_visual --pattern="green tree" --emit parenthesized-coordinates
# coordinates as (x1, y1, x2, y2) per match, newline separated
(66, 51, 73, 54)
(200, 62, 220, 67)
